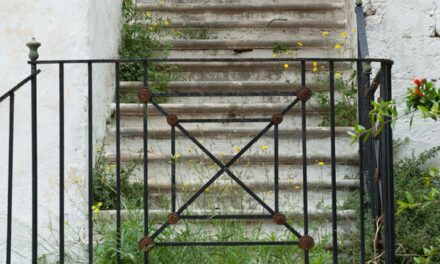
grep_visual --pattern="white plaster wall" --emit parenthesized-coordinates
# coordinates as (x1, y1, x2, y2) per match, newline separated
(0, 0, 121, 262)
(365, 0, 440, 164)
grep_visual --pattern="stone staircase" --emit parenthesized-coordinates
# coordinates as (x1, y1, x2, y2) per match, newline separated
(102, 0, 358, 241)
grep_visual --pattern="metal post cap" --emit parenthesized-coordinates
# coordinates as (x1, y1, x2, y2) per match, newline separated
(26, 38, 41, 61)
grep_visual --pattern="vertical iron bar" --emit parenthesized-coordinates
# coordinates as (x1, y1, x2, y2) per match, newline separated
(329, 61, 338, 263)
(274, 124, 279, 212)
(356, 60, 366, 263)
(115, 62, 122, 264)
(171, 125, 176, 212)
(143, 62, 149, 264)
(31, 62, 38, 264)
(380, 62, 395, 263)
(6, 94, 15, 264)
(87, 62, 93, 264)
(59, 63, 65, 264)
(301, 60, 309, 264)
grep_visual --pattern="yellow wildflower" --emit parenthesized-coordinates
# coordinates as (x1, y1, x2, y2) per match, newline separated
(288, 178, 293, 183)
(334, 44, 342, 49)
(352, 28, 357, 33)
(283, 64, 289, 70)
(312, 62, 318, 72)
(322, 31, 329, 36)
(261, 145, 268, 152)
(235, 146, 242, 153)
(296, 42, 304, 47)
(164, 19, 169, 27)
(294, 185, 301, 190)
(267, 191, 273, 195)
(171, 153, 181, 160)
(205, 187, 210, 193)
(92, 202, 103, 214)
(318, 161, 325, 166)
(145, 11, 152, 18)
(335, 72, 342, 79)
(64, 220, 69, 225)
(341, 31, 347, 38)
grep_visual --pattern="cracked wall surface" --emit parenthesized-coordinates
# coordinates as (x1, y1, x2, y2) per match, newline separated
(366, 0, 440, 164)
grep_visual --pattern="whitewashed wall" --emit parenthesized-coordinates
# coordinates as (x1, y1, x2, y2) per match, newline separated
(0, 0, 122, 262)
(365, 0, 440, 164)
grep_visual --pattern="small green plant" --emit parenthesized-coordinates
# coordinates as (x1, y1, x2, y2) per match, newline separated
(314, 70, 358, 127)
(93, 146, 142, 210)
(119, 0, 179, 98)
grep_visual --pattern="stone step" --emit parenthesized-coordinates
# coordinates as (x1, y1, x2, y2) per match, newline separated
(104, 127, 356, 156)
(143, 19, 346, 30)
(138, 0, 344, 5)
(166, 39, 337, 50)
(121, 81, 324, 94)
(114, 102, 325, 116)
(112, 102, 328, 128)
(148, 60, 353, 81)
(137, 2, 344, 13)
(109, 126, 352, 139)
(102, 159, 358, 185)
(104, 152, 358, 165)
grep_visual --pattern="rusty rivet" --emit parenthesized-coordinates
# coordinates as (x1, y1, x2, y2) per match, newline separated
(168, 213, 180, 225)
(297, 87, 312, 102)
(272, 113, 283, 125)
(167, 114, 178, 126)
(273, 213, 287, 225)
(138, 88, 152, 103)
(139, 237, 154, 252)
(299, 235, 315, 251)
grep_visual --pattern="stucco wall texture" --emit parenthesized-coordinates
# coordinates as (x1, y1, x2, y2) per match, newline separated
(366, 0, 440, 164)
(0, 0, 121, 262)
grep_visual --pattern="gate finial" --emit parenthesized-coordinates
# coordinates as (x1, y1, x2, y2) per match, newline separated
(27, 37, 41, 61)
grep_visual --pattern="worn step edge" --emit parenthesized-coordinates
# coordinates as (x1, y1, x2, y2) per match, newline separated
(108, 126, 352, 139)
(137, 3, 344, 12)
(146, 61, 352, 71)
(121, 81, 325, 93)
(114, 102, 326, 116)
(104, 152, 359, 165)
(166, 39, 340, 50)
(135, 179, 359, 191)
(139, 19, 346, 29)
(97, 209, 355, 222)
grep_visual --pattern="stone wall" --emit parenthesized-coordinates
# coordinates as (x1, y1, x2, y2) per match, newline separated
(365, 0, 440, 164)
(0, 0, 122, 262)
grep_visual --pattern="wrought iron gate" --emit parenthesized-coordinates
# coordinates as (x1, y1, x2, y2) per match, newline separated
(1, 39, 395, 263)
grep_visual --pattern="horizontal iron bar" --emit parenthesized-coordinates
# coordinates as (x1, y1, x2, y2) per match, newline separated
(30, 58, 394, 64)
(180, 214, 272, 220)
(178, 118, 272, 123)
(154, 241, 299, 247)
(0, 69, 42, 103)
(152, 92, 297, 97)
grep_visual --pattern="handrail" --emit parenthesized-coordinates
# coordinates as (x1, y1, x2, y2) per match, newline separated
(355, 0, 369, 59)
(0, 69, 41, 103)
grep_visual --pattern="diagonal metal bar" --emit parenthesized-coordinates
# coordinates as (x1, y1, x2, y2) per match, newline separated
(149, 97, 303, 240)
(176, 122, 303, 238)
(149, 99, 169, 117)
(281, 98, 300, 116)
(150, 121, 275, 239)
(176, 122, 276, 213)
